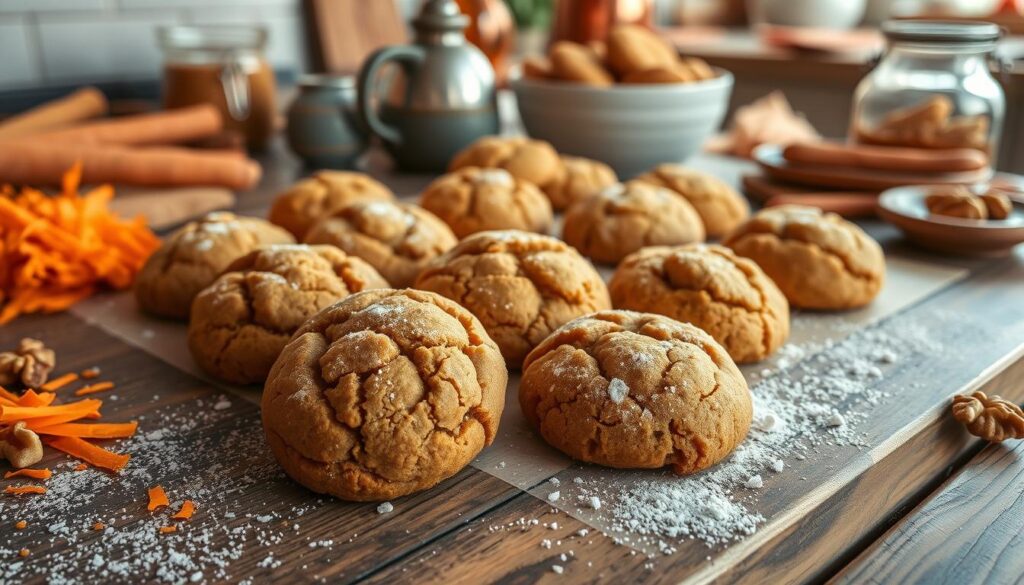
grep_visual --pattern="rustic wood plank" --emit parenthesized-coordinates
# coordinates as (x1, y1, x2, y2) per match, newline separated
(832, 439, 1024, 585)
(0, 311, 520, 583)
(363, 253, 1024, 584)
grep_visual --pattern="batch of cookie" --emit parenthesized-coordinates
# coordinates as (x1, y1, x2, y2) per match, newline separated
(132, 131, 886, 502)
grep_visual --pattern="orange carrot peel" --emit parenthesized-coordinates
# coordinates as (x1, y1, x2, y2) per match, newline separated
(41, 372, 78, 392)
(74, 381, 115, 396)
(172, 500, 195, 521)
(147, 486, 169, 511)
(5, 485, 46, 495)
(4, 468, 52, 480)
(46, 436, 129, 473)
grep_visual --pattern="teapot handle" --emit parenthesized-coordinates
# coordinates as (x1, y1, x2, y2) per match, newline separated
(357, 45, 425, 147)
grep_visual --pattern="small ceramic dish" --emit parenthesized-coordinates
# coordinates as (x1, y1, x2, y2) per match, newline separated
(511, 70, 734, 178)
(753, 144, 993, 191)
(877, 185, 1024, 257)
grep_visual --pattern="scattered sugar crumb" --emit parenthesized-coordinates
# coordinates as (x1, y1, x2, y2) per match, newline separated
(377, 502, 394, 514)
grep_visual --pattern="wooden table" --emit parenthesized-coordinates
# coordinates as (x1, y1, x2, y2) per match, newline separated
(2, 142, 1023, 584)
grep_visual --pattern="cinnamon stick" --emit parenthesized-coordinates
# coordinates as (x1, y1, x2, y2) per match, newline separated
(0, 88, 108, 139)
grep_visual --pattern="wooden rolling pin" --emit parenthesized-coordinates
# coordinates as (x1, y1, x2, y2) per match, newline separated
(0, 87, 108, 139)
(0, 142, 261, 190)
(783, 141, 988, 174)
(764, 193, 878, 219)
(15, 104, 223, 147)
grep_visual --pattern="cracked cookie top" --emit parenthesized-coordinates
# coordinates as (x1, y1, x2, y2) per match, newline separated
(419, 167, 554, 238)
(134, 212, 295, 320)
(415, 230, 611, 368)
(187, 244, 389, 385)
(634, 164, 750, 238)
(609, 245, 789, 364)
(562, 181, 706, 265)
(519, 310, 751, 474)
(261, 288, 508, 501)
(724, 205, 885, 310)
(543, 155, 618, 211)
(303, 200, 457, 288)
(268, 171, 394, 239)
(448, 136, 564, 192)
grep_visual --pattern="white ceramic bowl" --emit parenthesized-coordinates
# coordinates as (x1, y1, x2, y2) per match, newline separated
(511, 70, 734, 178)
(747, 0, 867, 29)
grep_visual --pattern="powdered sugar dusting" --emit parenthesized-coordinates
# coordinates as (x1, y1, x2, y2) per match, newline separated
(607, 379, 629, 404)
(529, 310, 953, 554)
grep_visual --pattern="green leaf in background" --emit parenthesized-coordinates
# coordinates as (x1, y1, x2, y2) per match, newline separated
(506, 0, 553, 29)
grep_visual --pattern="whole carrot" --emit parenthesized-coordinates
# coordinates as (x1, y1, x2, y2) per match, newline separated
(15, 104, 223, 147)
(0, 87, 108, 139)
(0, 142, 261, 190)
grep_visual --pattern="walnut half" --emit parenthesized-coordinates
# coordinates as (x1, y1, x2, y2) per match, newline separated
(0, 338, 56, 388)
(952, 391, 1024, 443)
(0, 422, 44, 468)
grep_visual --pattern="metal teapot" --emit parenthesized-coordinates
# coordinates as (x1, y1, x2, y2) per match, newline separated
(357, 0, 499, 173)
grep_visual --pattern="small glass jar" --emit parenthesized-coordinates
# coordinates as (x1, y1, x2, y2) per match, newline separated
(158, 25, 278, 150)
(850, 21, 1005, 160)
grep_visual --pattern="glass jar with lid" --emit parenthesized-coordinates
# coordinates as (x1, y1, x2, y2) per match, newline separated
(158, 25, 278, 150)
(850, 21, 1005, 161)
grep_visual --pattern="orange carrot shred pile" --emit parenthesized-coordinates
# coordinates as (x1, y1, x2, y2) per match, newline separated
(40, 372, 78, 392)
(17, 389, 55, 407)
(0, 162, 160, 324)
(5, 485, 46, 496)
(147, 486, 169, 511)
(46, 436, 130, 473)
(80, 367, 101, 379)
(73, 463, 88, 472)
(0, 385, 19, 405)
(172, 500, 196, 521)
(15, 520, 27, 529)
(4, 468, 52, 480)
(159, 526, 177, 534)
(93, 522, 105, 531)
(74, 381, 115, 396)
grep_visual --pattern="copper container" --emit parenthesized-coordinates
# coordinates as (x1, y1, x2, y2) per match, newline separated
(551, 0, 653, 45)
(457, 0, 516, 84)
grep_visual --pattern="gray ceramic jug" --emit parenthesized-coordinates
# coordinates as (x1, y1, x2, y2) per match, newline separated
(357, 0, 499, 173)
(286, 74, 367, 169)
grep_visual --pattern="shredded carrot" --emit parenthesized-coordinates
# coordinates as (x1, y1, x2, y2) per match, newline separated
(45, 436, 129, 473)
(73, 463, 88, 472)
(93, 522, 105, 531)
(4, 468, 51, 480)
(172, 500, 195, 521)
(159, 526, 177, 534)
(17, 389, 55, 407)
(0, 163, 159, 324)
(74, 381, 114, 396)
(40, 372, 78, 392)
(19, 548, 29, 557)
(147, 486, 169, 511)
(31, 421, 137, 439)
(5, 485, 46, 495)
(0, 385, 19, 405)
(0, 399, 101, 423)
(15, 520, 26, 529)
(80, 367, 101, 379)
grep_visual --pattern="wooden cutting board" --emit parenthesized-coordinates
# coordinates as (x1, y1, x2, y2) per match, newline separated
(304, 0, 408, 74)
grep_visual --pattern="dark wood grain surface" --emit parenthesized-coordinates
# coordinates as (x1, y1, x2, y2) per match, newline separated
(1, 144, 1022, 584)
(833, 439, 1024, 585)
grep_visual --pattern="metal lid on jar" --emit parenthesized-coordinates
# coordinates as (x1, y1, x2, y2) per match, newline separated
(882, 20, 1001, 45)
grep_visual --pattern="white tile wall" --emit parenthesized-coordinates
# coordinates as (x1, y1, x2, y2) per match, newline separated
(0, 0, 311, 89)
(0, 18, 40, 87)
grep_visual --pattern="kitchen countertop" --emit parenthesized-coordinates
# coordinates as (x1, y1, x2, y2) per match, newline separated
(2, 140, 1023, 584)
